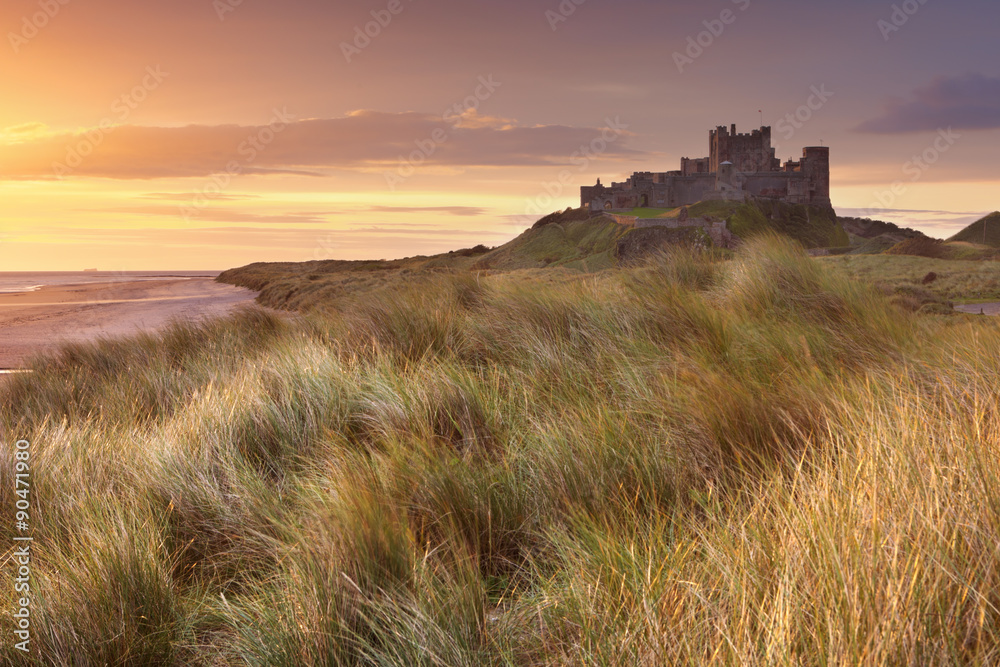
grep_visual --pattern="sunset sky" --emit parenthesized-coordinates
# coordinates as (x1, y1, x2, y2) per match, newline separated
(1, 0, 998, 270)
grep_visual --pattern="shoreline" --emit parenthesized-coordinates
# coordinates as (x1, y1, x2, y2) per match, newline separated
(0, 278, 259, 369)
(0, 275, 219, 292)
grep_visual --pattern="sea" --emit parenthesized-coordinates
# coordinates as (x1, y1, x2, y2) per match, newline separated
(0, 271, 222, 294)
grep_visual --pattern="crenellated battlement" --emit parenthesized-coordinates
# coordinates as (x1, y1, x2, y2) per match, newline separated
(581, 124, 830, 212)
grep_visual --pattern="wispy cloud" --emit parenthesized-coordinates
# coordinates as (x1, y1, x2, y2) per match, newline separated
(855, 72, 1000, 133)
(343, 225, 510, 237)
(366, 205, 488, 216)
(0, 111, 644, 181)
(139, 192, 262, 201)
(838, 207, 992, 217)
(102, 205, 336, 225)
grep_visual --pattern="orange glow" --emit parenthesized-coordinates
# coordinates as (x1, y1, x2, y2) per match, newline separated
(1, 0, 997, 270)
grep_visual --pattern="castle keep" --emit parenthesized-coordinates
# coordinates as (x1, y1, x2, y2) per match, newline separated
(581, 124, 830, 211)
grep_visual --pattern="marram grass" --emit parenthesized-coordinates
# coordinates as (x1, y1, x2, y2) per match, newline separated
(3, 236, 1000, 665)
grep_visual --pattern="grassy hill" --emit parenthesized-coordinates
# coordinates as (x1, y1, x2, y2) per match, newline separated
(474, 214, 624, 271)
(948, 212, 1000, 247)
(217, 247, 492, 312)
(839, 216, 928, 244)
(720, 200, 849, 248)
(220, 202, 846, 310)
(848, 234, 902, 255)
(500, 200, 849, 264)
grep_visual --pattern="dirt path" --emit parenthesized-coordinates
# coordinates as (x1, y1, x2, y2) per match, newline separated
(0, 278, 258, 369)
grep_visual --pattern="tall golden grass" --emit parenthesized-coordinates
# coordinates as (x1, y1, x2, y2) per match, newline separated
(2, 236, 999, 665)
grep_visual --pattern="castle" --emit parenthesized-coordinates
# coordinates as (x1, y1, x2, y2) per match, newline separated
(581, 124, 831, 211)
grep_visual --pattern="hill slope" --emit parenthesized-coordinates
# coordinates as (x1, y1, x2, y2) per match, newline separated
(706, 200, 848, 249)
(838, 216, 928, 244)
(948, 212, 1000, 247)
(474, 214, 624, 271)
(476, 201, 848, 270)
(220, 202, 848, 308)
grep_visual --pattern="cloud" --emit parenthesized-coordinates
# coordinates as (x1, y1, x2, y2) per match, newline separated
(139, 192, 261, 201)
(855, 73, 1000, 133)
(0, 111, 643, 181)
(342, 226, 510, 237)
(29, 226, 513, 257)
(366, 206, 488, 216)
(104, 205, 336, 224)
(0, 122, 53, 144)
(838, 207, 991, 217)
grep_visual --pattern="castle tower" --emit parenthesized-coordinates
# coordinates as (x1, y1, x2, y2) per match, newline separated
(801, 146, 830, 206)
(716, 161, 736, 191)
(710, 124, 779, 174)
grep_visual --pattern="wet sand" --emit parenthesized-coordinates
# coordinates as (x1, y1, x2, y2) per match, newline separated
(0, 278, 258, 369)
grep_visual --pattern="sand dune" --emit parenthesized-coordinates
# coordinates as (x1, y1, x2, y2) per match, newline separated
(0, 278, 259, 368)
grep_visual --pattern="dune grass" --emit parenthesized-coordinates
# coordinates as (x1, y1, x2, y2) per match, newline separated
(3, 236, 1000, 664)
(820, 253, 1000, 303)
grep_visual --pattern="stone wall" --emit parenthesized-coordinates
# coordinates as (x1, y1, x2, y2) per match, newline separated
(605, 213, 639, 226)
(602, 214, 735, 249)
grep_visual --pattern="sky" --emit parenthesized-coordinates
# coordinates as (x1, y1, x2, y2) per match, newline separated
(1, 0, 998, 270)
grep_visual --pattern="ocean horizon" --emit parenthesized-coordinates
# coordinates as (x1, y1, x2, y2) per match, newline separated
(0, 270, 222, 294)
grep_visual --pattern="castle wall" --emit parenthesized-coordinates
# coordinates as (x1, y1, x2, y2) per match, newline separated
(581, 125, 831, 211)
(739, 173, 822, 206)
(680, 156, 710, 176)
(665, 174, 716, 207)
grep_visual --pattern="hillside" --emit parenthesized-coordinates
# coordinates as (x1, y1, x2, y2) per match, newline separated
(476, 201, 848, 270)
(219, 202, 849, 309)
(948, 212, 1000, 247)
(216, 247, 492, 311)
(474, 213, 624, 271)
(847, 234, 903, 255)
(710, 200, 849, 248)
(838, 216, 928, 244)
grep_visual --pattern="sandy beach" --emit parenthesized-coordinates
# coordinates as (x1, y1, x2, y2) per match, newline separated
(0, 278, 259, 369)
